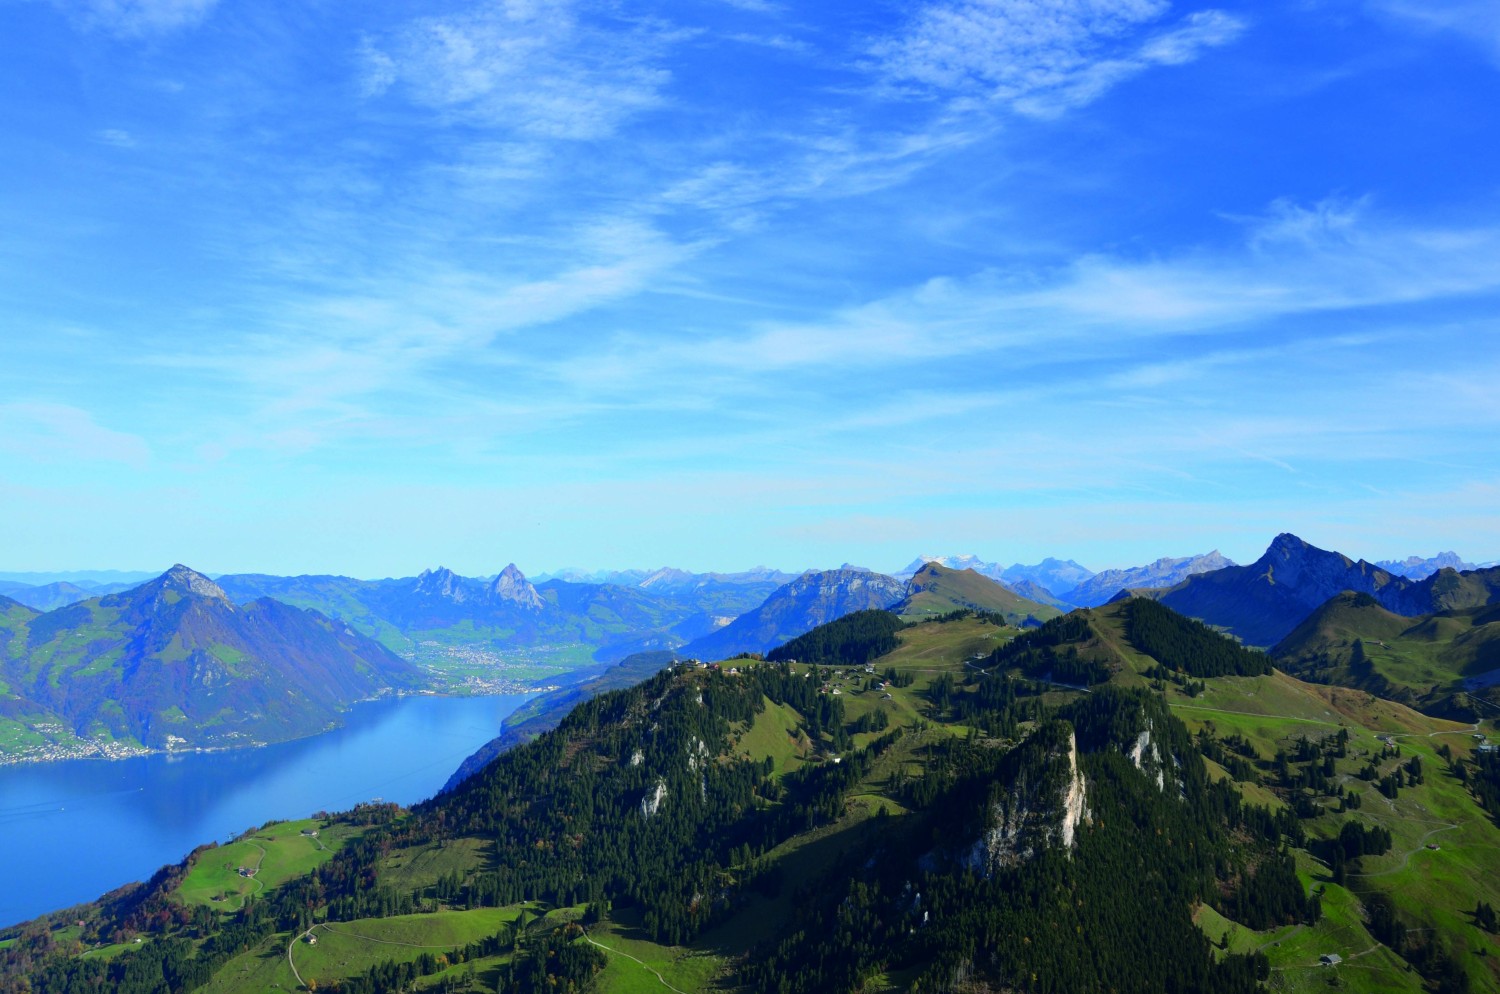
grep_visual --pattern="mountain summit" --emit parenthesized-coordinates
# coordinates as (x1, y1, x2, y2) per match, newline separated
(1134, 534, 1500, 646)
(0, 567, 419, 754)
(146, 564, 233, 605)
(489, 563, 543, 611)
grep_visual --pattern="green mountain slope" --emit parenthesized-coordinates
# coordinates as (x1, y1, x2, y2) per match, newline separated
(7, 602, 1498, 994)
(0, 566, 421, 757)
(1273, 592, 1500, 718)
(895, 561, 1062, 624)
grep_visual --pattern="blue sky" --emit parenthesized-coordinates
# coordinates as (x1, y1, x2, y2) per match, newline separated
(2, 0, 1498, 578)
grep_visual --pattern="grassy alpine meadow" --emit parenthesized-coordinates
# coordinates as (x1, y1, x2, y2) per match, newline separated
(178, 818, 355, 912)
(1165, 670, 1500, 990)
(292, 907, 526, 986)
(583, 912, 725, 994)
(729, 697, 809, 778)
(195, 934, 302, 994)
(379, 835, 496, 898)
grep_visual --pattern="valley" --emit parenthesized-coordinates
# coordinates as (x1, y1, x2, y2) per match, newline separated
(5, 588, 1498, 993)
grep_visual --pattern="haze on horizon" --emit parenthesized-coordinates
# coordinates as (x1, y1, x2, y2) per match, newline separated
(2, 0, 1498, 578)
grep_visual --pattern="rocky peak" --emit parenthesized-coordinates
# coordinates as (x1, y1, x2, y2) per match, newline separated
(789, 568, 905, 598)
(638, 567, 696, 589)
(490, 563, 544, 611)
(414, 566, 472, 603)
(154, 564, 232, 605)
(1256, 534, 1408, 603)
(1375, 551, 1476, 580)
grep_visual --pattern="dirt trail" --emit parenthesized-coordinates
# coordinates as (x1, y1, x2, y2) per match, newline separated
(581, 929, 694, 994)
(1348, 822, 1460, 878)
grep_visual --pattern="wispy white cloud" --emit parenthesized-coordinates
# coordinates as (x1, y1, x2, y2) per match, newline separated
(0, 402, 151, 467)
(360, 0, 681, 140)
(869, 0, 1245, 115)
(158, 215, 702, 455)
(94, 128, 136, 147)
(658, 113, 980, 222)
(51, 0, 218, 36)
(713, 0, 784, 13)
(1367, 0, 1500, 61)
(546, 198, 1500, 396)
(723, 32, 814, 55)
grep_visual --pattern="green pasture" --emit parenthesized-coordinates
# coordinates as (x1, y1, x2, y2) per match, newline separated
(380, 836, 494, 898)
(294, 906, 524, 985)
(196, 934, 301, 994)
(178, 818, 352, 911)
(586, 911, 723, 994)
(730, 697, 808, 778)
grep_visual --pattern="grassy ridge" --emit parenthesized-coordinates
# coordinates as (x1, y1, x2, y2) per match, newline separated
(10, 603, 1500, 994)
(179, 819, 353, 912)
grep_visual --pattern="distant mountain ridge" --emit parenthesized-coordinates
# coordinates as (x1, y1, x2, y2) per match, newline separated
(0, 580, 139, 612)
(1128, 534, 1500, 647)
(1062, 551, 1235, 607)
(681, 568, 908, 659)
(214, 564, 787, 666)
(893, 554, 1094, 596)
(0, 566, 420, 758)
(680, 563, 1061, 659)
(1374, 552, 1476, 579)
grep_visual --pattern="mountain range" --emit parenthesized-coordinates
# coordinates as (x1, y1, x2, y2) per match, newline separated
(6, 534, 1500, 765)
(12, 593, 1498, 993)
(0, 566, 418, 758)
(1130, 533, 1500, 647)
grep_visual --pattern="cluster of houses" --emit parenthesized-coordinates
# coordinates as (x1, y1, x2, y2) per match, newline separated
(677, 656, 900, 704)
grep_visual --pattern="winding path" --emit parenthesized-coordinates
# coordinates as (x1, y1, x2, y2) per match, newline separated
(286, 927, 313, 989)
(285, 919, 465, 989)
(580, 928, 694, 994)
(1348, 821, 1461, 878)
(244, 841, 267, 896)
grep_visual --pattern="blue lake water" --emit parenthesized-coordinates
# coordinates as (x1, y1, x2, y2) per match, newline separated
(0, 693, 529, 928)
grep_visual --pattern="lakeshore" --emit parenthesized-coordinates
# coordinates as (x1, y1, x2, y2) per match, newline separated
(0, 693, 529, 928)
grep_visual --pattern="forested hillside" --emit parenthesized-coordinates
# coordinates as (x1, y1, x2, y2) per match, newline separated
(4, 603, 1497, 994)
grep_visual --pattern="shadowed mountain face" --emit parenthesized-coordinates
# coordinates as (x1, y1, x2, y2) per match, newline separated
(0, 566, 420, 751)
(681, 568, 907, 659)
(1128, 534, 1500, 647)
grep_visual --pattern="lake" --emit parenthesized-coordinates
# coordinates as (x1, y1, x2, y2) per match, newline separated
(0, 693, 529, 928)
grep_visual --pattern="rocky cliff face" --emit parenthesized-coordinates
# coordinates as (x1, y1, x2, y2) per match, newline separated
(413, 566, 478, 603)
(966, 721, 1090, 875)
(489, 563, 544, 611)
